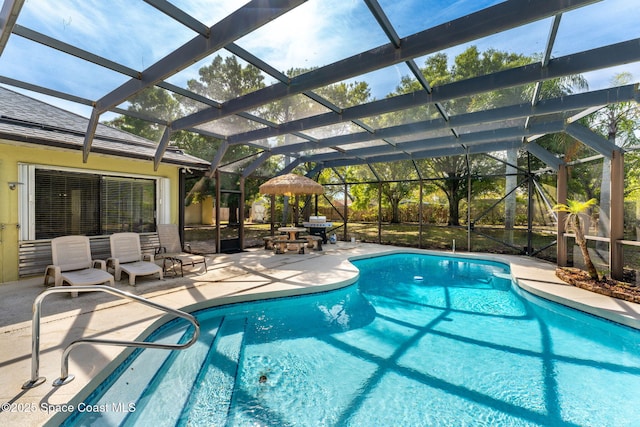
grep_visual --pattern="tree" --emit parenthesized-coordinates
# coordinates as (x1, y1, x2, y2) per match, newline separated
(103, 87, 180, 141)
(587, 73, 639, 241)
(266, 68, 373, 222)
(375, 161, 418, 223)
(552, 199, 599, 280)
(105, 55, 277, 210)
(390, 46, 533, 225)
(183, 55, 270, 220)
(423, 156, 468, 226)
(187, 55, 266, 104)
(390, 46, 588, 226)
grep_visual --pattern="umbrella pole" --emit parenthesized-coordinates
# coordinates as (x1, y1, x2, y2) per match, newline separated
(282, 196, 289, 226)
(270, 195, 275, 236)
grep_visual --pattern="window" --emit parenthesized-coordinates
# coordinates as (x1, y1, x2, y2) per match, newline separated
(101, 176, 156, 235)
(33, 169, 157, 239)
(35, 170, 101, 239)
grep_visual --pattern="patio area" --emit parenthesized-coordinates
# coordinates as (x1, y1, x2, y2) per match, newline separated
(1, 243, 640, 426)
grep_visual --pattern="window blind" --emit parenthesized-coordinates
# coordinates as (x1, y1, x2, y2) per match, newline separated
(35, 169, 100, 239)
(34, 169, 156, 239)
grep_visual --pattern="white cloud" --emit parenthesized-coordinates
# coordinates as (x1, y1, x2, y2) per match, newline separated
(175, 0, 251, 27)
(235, 0, 385, 74)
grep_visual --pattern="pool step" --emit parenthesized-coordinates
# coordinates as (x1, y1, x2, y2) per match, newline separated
(491, 272, 513, 291)
(121, 316, 223, 426)
(176, 315, 247, 426)
(64, 319, 206, 427)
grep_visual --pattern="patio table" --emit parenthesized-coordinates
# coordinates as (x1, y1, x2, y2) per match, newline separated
(278, 226, 307, 240)
(276, 227, 308, 253)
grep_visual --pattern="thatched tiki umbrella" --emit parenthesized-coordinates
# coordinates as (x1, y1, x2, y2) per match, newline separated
(259, 173, 324, 226)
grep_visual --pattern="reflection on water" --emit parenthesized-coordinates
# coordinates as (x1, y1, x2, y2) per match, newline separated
(240, 284, 377, 344)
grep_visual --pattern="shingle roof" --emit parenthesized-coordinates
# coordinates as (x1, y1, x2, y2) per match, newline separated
(0, 86, 210, 169)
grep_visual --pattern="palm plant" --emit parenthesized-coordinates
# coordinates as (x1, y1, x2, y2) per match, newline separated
(552, 198, 599, 280)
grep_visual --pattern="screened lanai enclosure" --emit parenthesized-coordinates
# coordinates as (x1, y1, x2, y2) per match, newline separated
(1, 0, 639, 280)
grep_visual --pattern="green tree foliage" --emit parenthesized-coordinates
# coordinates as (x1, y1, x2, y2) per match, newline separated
(389, 46, 534, 225)
(104, 87, 179, 141)
(188, 55, 266, 102)
(534, 131, 602, 202)
(586, 73, 639, 192)
(183, 55, 273, 212)
(591, 73, 640, 241)
(105, 55, 282, 205)
(372, 160, 418, 223)
(388, 46, 588, 225)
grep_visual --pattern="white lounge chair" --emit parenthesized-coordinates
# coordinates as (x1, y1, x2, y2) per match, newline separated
(108, 232, 163, 285)
(156, 224, 207, 276)
(44, 235, 114, 297)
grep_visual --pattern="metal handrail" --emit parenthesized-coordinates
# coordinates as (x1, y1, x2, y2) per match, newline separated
(22, 285, 200, 389)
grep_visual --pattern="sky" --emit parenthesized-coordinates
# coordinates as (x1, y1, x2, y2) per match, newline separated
(0, 0, 638, 120)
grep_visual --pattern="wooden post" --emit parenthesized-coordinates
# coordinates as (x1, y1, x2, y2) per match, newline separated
(378, 182, 382, 244)
(419, 179, 423, 249)
(610, 150, 624, 280)
(466, 154, 472, 252)
(270, 195, 275, 237)
(239, 176, 245, 250)
(343, 182, 348, 242)
(215, 170, 221, 254)
(557, 164, 568, 266)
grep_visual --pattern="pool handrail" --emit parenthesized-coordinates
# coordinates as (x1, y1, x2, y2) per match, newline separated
(22, 285, 200, 389)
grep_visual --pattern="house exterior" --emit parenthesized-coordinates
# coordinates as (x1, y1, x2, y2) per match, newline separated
(0, 87, 210, 283)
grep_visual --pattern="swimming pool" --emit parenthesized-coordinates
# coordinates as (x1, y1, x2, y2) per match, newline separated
(62, 253, 640, 426)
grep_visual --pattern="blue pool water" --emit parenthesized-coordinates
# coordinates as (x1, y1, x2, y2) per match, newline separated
(64, 253, 640, 426)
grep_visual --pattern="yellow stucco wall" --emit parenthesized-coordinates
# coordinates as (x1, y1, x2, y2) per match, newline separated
(0, 140, 181, 283)
(202, 196, 214, 225)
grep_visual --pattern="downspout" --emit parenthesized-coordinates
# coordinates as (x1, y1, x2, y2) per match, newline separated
(179, 168, 186, 246)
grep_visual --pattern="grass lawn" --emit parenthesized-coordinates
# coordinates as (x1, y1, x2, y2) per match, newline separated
(189, 222, 556, 257)
(186, 222, 639, 284)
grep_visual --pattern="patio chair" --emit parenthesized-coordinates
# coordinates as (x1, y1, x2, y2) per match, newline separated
(156, 224, 207, 277)
(44, 235, 114, 296)
(108, 232, 163, 285)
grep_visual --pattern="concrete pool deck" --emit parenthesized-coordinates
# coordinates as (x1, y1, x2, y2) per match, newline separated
(1, 243, 640, 426)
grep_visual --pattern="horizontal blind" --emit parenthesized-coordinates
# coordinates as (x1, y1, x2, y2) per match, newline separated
(101, 176, 156, 233)
(34, 169, 156, 239)
(35, 169, 100, 239)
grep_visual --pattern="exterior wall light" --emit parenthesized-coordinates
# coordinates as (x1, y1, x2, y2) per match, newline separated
(8, 182, 23, 190)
